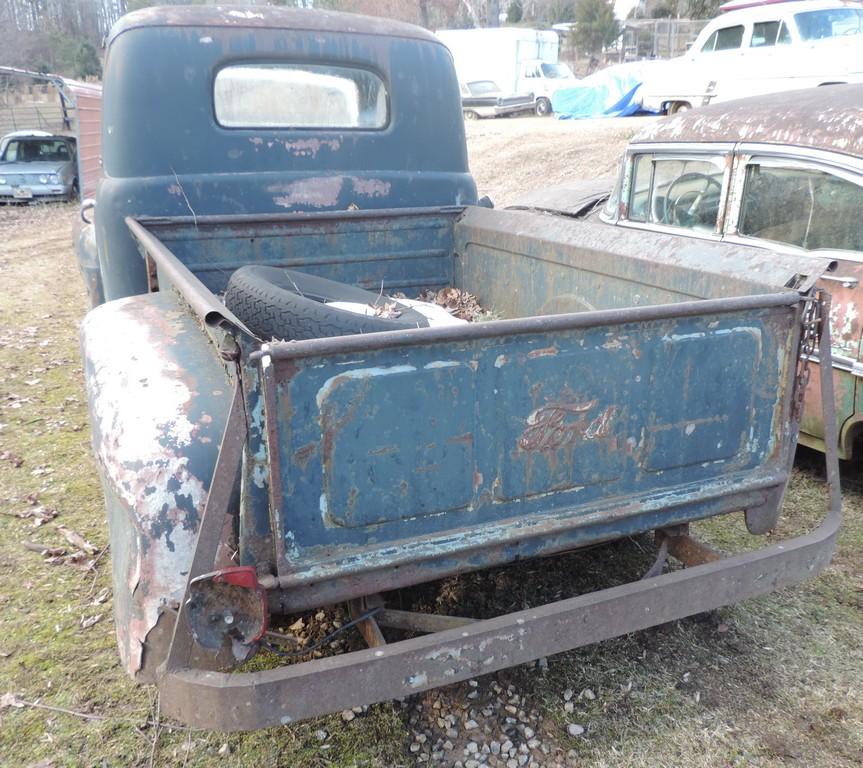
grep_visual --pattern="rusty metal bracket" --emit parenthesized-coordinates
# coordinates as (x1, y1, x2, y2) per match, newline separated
(816, 290, 842, 523)
(348, 597, 387, 649)
(655, 526, 722, 568)
(375, 608, 477, 634)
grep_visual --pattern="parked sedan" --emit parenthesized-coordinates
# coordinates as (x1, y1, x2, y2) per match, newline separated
(640, 0, 863, 114)
(513, 84, 863, 459)
(460, 80, 535, 120)
(0, 130, 78, 202)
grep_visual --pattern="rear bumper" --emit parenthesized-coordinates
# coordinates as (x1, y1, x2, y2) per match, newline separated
(158, 503, 839, 731)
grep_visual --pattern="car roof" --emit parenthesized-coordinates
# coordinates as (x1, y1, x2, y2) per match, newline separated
(631, 84, 863, 159)
(2, 130, 54, 139)
(714, 0, 859, 20)
(108, 4, 440, 46)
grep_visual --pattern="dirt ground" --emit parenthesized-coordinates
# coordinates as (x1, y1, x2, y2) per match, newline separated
(464, 115, 655, 207)
(0, 117, 861, 768)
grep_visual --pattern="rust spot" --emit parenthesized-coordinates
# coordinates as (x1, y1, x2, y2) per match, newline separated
(369, 445, 398, 457)
(527, 346, 558, 359)
(347, 486, 359, 512)
(293, 443, 317, 470)
(350, 177, 391, 197)
(269, 176, 344, 209)
(280, 137, 341, 158)
(448, 433, 473, 445)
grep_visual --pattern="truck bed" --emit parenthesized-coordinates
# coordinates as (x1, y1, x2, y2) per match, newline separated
(126, 206, 830, 610)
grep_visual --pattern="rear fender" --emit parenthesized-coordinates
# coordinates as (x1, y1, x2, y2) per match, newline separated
(73, 217, 104, 308)
(81, 292, 233, 679)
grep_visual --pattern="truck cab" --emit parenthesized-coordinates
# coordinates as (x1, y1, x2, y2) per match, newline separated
(517, 58, 577, 115)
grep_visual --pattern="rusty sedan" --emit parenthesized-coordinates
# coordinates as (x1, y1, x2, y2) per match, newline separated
(514, 84, 863, 460)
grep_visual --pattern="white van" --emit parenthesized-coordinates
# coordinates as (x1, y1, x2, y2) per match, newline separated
(640, 0, 863, 114)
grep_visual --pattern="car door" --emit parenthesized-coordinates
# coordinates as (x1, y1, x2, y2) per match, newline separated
(691, 22, 750, 104)
(734, 17, 797, 98)
(725, 150, 863, 457)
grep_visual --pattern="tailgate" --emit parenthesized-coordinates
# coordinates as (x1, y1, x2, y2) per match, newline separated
(256, 292, 804, 608)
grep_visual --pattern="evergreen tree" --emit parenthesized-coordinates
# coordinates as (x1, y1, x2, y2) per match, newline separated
(573, 0, 621, 55)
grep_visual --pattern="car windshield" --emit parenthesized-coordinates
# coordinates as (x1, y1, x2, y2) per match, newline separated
(466, 81, 500, 95)
(540, 62, 574, 79)
(1, 138, 71, 163)
(794, 8, 863, 40)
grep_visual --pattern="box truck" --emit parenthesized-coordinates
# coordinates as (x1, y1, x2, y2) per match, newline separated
(436, 27, 577, 115)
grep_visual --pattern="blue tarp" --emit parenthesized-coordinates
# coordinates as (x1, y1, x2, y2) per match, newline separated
(552, 63, 661, 119)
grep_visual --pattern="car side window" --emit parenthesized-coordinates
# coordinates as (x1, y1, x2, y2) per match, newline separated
(627, 154, 653, 222)
(702, 25, 745, 52)
(628, 155, 725, 233)
(739, 164, 863, 252)
(777, 21, 792, 44)
(751, 21, 782, 46)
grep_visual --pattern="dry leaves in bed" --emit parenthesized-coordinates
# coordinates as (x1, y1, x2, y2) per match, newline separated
(414, 287, 491, 322)
(370, 301, 403, 319)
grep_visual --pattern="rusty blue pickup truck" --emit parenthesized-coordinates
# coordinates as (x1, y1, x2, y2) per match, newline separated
(76, 6, 841, 731)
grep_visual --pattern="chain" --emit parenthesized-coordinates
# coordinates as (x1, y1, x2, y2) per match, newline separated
(792, 290, 824, 423)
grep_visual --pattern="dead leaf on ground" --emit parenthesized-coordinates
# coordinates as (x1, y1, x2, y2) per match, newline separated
(1, 506, 58, 526)
(22, 541, 67, 558)
(80, 614, 103, 630)
(0, 450, 23, 468)
(91, 587, 110, 606)
(0, 692, 23, 710)
(56, 525, 99, 555)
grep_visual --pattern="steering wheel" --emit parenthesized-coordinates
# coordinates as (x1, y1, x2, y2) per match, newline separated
(663, 172, 722, 228)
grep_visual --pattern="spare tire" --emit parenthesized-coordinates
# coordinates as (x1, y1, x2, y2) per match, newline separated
(224, 265, 431, 341)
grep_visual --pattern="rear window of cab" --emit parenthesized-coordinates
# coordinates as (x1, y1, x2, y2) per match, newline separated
(214, 63, 389, 129)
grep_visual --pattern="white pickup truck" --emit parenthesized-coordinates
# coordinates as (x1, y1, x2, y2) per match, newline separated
(641, 0, 863, 114)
